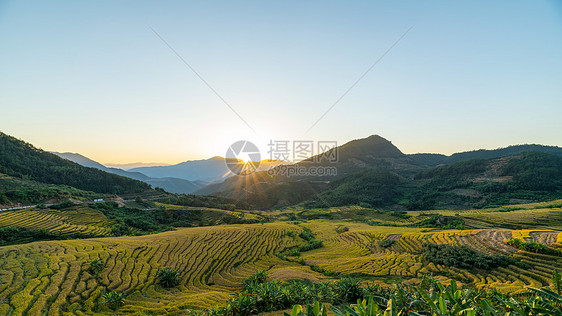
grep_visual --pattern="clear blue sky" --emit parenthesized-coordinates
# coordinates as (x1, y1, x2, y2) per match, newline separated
(1, 1, 561, 163)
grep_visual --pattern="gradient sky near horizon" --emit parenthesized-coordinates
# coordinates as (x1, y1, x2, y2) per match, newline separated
(1, 1, 561, 164)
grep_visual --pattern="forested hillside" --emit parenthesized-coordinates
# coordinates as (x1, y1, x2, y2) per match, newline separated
(409, 144, 562, 166)
(229, 151, 562, 210)
(0, 173, 103, 206)
(0, 132, 151, 194)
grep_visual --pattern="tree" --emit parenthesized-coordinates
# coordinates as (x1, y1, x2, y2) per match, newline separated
(102, 291, 124, 310)
(88, 258, 105, 276)
(157, 267, 181, 288)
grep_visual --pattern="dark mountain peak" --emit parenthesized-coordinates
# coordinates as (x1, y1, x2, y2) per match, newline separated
(366, 134, 388, 141)
(335, 134, 405, 160)
(300, 134, 404, 165)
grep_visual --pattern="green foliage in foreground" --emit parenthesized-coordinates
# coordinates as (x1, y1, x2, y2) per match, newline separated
(422, 243, 524, 270)
(200, 271, 562, 316)
(242, 270, 268, 290)
(206, 275, 364, 315)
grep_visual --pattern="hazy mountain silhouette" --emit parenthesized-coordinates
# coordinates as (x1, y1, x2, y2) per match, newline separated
(130, 156, 286, 183)
(52, 152, 205, 194)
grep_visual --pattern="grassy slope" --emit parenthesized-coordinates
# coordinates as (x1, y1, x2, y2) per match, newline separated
(0, 223, 308, 314)
(0, 202, 269, 246)
(0, 205, 114, 238)
(296, 220, 561, 292)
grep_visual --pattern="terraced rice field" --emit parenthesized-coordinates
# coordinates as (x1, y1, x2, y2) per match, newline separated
(408, 199, 562, 230)
(153, 203, 265, 223)
(0, 223, 303, 315)
(2, 207, 562, 314)
(459, 208, 562, 230)
(0, 207, 113, 236)
(300, 220, 562, 293)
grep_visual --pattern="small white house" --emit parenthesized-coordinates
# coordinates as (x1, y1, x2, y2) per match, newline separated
(93, 198, 104, 203)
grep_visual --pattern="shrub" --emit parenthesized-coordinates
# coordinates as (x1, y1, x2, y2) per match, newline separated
(285, 301, 328, 316)
(243, 270, 268, 290)
(209, 272, 562, 316)
(278, 227, 323, 260)
(157, 267, 181, 288)
(506, 238, 561, 255)
(102, 291, 124, 310)
(299, 227, 314, 241)
(335, 226, 349, 234)
(378, 239, 395, 248)
(413, 214, 465, 229)
(422, 243, 523, 270)
(333, 277, 363, 304)
(48, 200, 74, 209)
(88, 258, 104, 276)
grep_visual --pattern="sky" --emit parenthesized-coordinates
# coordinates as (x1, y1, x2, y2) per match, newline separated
(1, 1, 561, 164)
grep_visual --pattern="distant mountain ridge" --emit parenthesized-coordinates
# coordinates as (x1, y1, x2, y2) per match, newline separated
(52, 152, 205, 194)
(129, 157, 232, 182)
(409, 144, 562, 166)
(130, 156, 286, 183)
(104, 162, 170, 170)
(5, 130, 562, 210)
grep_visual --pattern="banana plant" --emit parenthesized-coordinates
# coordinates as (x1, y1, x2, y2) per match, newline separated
(331, 296, 408, 316)
(284, 301, 328, 316)
(413, 280, 480, 316)
(553, 270, 562, 295)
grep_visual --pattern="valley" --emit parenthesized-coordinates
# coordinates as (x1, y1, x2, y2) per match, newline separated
(2, 132, 562, 315)
(2, 2, 560, 314)
(1, 200, 562, 314)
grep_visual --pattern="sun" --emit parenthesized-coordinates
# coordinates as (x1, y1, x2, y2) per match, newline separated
(238, 151, 260, 163)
